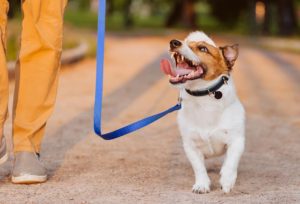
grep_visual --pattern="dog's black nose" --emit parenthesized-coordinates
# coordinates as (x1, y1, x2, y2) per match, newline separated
(170, 39, 182, 49)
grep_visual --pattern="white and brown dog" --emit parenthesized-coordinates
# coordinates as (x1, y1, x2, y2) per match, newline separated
(160, 31, 245, 194)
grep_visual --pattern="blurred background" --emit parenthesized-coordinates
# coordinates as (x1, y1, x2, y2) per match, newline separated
(7, 0, 300, 61)
(2, 0, 300, 203)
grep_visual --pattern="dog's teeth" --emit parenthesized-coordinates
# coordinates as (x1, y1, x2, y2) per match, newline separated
(171, 53, 175, 58)
(188, 71, 195, 77)
(181, 55, 184, 61)
(176, 74, 179, 78)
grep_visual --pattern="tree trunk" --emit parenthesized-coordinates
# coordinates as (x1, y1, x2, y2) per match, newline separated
(182, 0, 197, 28)
(262, 0, 271, 35)
(166, 0, 183, 27)
(276, 0, 298, 35)
(124, 0, 133, 28)
(248, 0, 258, 35)
(107, 0, 114, 15)
(166, 0, 196, 28)
(8, 0, 21, 19)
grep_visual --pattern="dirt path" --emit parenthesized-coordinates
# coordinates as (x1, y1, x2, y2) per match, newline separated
(0, 34, 299, 203)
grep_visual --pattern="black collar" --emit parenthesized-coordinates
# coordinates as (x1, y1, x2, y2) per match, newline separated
(185, 76, 229, 99)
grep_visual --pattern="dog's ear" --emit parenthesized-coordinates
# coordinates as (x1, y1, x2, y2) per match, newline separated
(220, 44, 239, 68)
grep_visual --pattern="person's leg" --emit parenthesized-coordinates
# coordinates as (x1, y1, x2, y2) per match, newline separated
(0, 0, 9, 138)
(12, 0, 68, 184)
(0, 0, 9, 165)
(13, 0, 68, 153)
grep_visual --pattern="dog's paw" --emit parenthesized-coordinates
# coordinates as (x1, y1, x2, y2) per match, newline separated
(192, 180, 211, 194)
(220, 169, 237, 193)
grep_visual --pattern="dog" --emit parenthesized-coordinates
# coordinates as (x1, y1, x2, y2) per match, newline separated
(160, 31, 245, 194)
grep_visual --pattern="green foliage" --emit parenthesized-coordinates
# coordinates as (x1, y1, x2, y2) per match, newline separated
(78, 0, 92, 10)
(68, 0, 92, 10)
(7, 0, 300, 38)
(7, 34, 18, 61)
(195, 2, 221, 32)
(64, 9, 98, 30)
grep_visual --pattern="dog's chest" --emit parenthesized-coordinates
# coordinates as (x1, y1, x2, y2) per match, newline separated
(194, 135, 227, 158)
(178, 97, 229, 157)
(180, 97, 224, 129)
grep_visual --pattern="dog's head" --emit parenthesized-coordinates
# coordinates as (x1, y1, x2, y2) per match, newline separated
(161, 31, 238, 88)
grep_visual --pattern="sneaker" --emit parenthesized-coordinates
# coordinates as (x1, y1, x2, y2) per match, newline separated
(0, 136, 8, 165)
(12, 152, 47, 184)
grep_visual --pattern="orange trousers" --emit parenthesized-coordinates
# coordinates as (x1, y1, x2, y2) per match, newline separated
(0, 0, 68, 153)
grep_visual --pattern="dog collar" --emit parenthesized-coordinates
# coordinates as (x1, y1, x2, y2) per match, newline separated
(185, 76, 229, 100)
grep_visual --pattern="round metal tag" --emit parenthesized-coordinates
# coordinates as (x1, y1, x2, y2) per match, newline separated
(214, 91, 223, 99)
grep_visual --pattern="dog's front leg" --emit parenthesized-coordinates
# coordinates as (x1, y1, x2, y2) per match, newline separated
(220, 136, 245, 193)
(183, 139, 211, 194)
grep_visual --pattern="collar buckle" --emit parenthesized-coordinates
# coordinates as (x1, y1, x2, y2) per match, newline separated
(178, 92, 183, 105)
(178, 97, 182, 105)
(208, 90, 214, 98)
(222, 76, 229, 85)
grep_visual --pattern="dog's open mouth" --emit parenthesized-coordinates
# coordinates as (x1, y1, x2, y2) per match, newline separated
(160, 52, 204, 84)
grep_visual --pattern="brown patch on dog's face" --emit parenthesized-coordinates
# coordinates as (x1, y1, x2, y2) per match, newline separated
(162, 36, 239, 85)
(188, 41, 239, 80)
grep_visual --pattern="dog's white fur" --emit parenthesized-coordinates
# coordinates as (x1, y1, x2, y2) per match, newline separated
(175, 32, 245, 193)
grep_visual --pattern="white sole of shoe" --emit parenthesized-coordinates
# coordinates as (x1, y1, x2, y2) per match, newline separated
(0, 153, 8, 165)
(12, 174, 47, 184)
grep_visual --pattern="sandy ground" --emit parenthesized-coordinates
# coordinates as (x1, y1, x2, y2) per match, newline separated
(0, 33, 299, 203)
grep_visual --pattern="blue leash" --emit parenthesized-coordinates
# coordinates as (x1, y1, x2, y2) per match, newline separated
(93, 0, 181, 140)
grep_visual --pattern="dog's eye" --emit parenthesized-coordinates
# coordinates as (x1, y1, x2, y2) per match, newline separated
(198, 46, 208, 53)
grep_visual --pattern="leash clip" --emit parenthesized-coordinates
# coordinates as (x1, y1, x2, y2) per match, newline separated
(222, 76, 228, 85)
(178, 96, 182, 105)
(208, 90, 214, 98)
(178, 92, 183, 105)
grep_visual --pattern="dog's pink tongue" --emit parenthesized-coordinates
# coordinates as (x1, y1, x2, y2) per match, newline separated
(160, 59, 176, 77)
